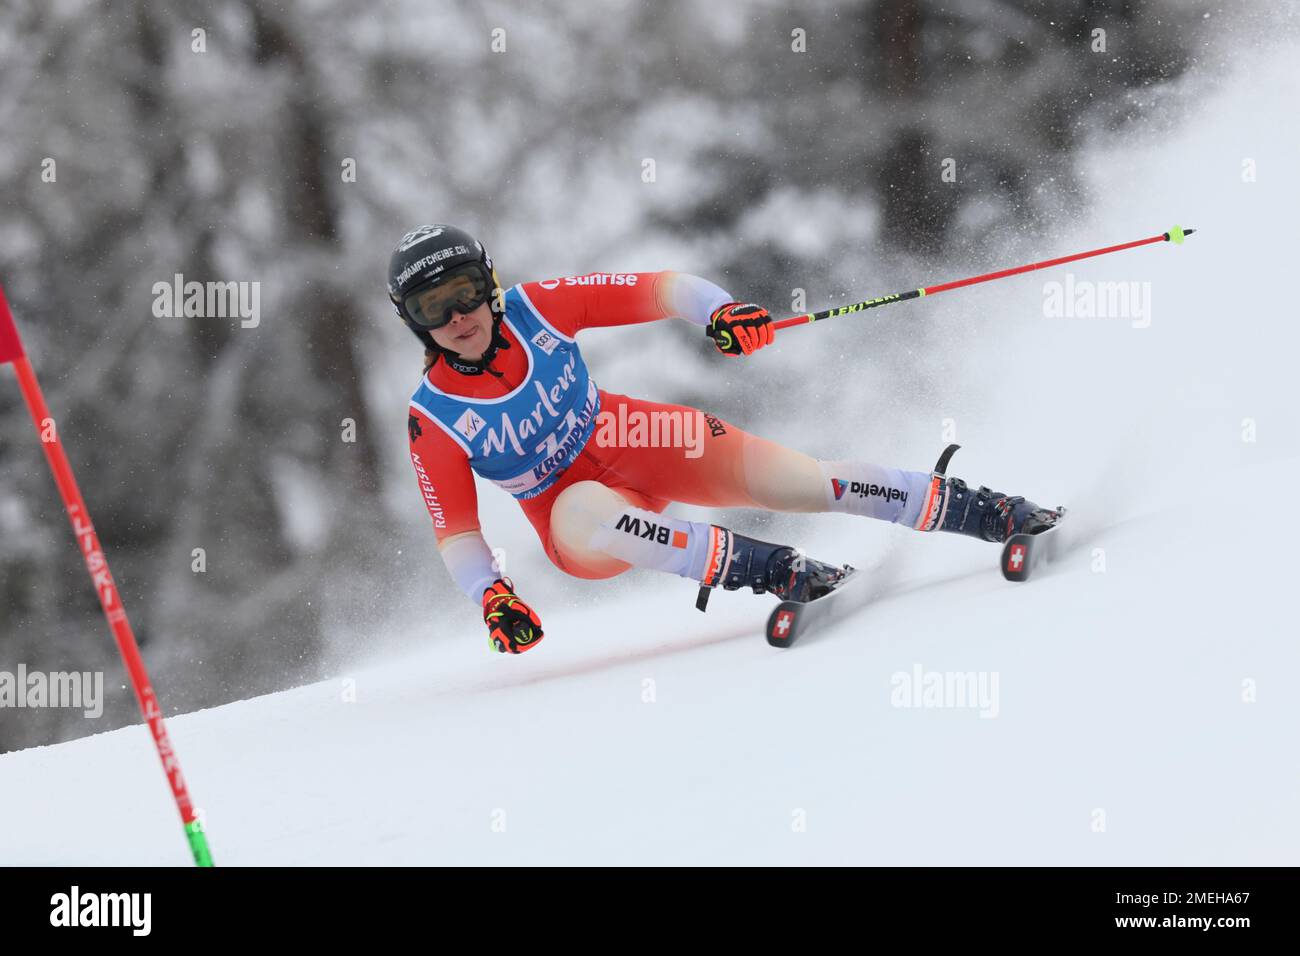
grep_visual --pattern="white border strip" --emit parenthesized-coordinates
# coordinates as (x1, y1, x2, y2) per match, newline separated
(408, 400, 473, 456)
(515, 283, 577, 343)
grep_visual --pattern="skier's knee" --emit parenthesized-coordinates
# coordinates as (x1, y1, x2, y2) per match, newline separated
(552, 481, 625, 540)
(550, 481, 634, 579)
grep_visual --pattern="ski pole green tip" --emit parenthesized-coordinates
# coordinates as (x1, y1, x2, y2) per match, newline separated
(185, 819, 215, 867)
(1167, 224, 1187, 244)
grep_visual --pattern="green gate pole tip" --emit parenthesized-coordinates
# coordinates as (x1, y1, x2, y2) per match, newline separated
(185, 820, 215, 867)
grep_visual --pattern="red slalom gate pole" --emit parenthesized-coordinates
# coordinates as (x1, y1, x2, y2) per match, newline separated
(0, 284, 214, 866)
(773, 224, 1194, 332)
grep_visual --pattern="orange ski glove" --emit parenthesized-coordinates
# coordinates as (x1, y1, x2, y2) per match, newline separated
(482, 578, 544, 654)
(707, 302, 775, 357)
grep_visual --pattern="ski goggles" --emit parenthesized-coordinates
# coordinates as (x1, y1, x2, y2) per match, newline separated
(400, 262, 493, 330)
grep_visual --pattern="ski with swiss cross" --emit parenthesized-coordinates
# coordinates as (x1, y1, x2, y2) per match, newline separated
(767, 510, 1070, 648)
(999, 509, 1068, 582)
(765, 569, 875, 648)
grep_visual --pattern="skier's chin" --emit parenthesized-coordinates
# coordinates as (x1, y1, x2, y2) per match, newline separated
(446, 325, 486, 358)
(456, 333, 486, 360)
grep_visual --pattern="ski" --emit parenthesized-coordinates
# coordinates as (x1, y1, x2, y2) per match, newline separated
(765, 570, 874, 648)
(766, 512, 1069, 647)
(1000, 511, 1068, 582)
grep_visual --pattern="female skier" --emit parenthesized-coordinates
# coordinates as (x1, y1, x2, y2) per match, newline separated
(391, 224, 1058, 654)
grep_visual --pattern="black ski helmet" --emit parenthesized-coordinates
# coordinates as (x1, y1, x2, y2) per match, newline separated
(386, 224, 503, 350)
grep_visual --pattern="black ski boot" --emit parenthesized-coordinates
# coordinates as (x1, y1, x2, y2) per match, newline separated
(936, 478, 1061, 543)
(919, 444, 1062, 544)
(694, 529, 851, 611)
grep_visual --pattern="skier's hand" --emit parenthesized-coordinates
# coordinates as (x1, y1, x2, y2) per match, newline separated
(482, 578, 544, 654)
(707, 302, 775, 357)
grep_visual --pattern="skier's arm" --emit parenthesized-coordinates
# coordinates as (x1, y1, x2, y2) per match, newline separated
(407, 408, 499, 602)
(408, 408, 546, 653)
(651, 274, 776, 356)
(521, 271, 775, 356)
(520, 271, 734, 335)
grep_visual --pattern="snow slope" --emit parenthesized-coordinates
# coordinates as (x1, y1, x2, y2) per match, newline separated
(2, 454, 1296, 865)
(3, 32, 1298, 866)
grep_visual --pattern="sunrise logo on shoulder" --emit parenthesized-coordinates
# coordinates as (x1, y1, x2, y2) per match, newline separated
(538, 274, 638, 291)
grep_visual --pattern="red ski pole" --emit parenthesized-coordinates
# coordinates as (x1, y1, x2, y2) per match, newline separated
(0, 284, 214, 867)
(773, 224, 1194, 331)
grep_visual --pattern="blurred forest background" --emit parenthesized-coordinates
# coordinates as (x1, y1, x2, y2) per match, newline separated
(0, 0, 1233, 751)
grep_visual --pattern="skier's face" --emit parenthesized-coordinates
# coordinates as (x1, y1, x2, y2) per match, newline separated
(429, 302, 493, 359)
